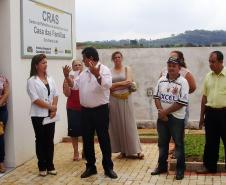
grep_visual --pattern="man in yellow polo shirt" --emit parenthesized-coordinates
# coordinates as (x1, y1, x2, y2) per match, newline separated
(198, 51, 226, 173)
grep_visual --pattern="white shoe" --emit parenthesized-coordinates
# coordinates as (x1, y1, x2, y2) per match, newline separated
(48, 170, 57, 175)
(39, 171, 47, 176)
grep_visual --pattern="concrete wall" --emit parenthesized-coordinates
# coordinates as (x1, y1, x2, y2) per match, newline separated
(0, 0, 75, 167)
(76, 47, 226, 125)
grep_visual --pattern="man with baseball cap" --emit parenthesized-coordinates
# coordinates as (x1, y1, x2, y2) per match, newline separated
(151, 56, 189, 180)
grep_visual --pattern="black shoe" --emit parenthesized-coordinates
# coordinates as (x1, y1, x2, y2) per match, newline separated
(151, 167, 167, 175)
(176, 170, 184, 180)
(104, 169, 118, 179)
(81, 168, 97, 178)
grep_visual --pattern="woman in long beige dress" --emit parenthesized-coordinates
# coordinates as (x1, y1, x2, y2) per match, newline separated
(109, 51, 144, 159)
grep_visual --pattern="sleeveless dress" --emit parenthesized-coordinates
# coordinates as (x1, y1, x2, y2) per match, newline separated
(109, 67, 142, 155)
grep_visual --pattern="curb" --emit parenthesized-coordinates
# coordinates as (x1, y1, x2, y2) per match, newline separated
(169, 159, 225, 172)
(62, 136, 158, 143)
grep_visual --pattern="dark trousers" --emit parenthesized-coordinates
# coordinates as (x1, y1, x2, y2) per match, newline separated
(0, 106, 8, 163)
(157, 114, 185, 170)
(31, 117, 55, 171)
(81, 104, 113, 171)
(203, 108, 226, 172)
(0, 134, 4, 163)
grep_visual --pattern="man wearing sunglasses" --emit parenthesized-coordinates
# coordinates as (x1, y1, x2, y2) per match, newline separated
(152, 57, 189, 180)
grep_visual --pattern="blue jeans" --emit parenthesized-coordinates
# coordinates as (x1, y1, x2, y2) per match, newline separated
(157, 114, 185, 170)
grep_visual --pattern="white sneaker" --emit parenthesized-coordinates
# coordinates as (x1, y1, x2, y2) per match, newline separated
(39, 171, 47, 176)
(47, 170, 57, 175)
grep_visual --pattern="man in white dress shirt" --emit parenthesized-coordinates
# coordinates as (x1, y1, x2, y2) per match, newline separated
(63, 47, 117, 179)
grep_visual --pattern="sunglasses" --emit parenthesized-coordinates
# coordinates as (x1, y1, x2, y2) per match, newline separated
(167, 57, 180, 64)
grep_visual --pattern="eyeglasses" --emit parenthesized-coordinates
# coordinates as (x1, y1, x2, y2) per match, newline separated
(74, 64, 82, 67)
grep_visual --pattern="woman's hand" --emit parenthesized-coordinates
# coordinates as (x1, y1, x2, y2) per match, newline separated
(63, 80, 69, 88)
(63, 65, 72, 78)
(0, 100, 6, 107)
(111, 80, 132, 92)
(122, 80, 132, 87)
(0, 81, 9, 106)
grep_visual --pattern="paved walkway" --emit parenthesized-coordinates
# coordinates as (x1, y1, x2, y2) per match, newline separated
(0, 142, 226, 185)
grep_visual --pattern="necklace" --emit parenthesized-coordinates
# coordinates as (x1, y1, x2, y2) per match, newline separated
(39, 76, 48, 84)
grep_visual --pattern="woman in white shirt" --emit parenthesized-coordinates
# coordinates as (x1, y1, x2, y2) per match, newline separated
(27, 54, 59, 177)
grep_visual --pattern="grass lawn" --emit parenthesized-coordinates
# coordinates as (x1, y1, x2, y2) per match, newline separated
(138, 129, 225, 162)
(185, 134, 225, 162)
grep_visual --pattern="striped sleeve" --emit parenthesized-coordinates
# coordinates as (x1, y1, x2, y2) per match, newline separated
(153, 79, 161, 99)
(176, 78, 189, 106)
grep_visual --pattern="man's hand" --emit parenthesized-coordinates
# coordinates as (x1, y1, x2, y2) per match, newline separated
(158, 109, 167, 118)
(63, 65, 72, 78)
(50, 111, 56, 119)
(88, 60, 100, 78)
(199, 116, 205, 129)
(49, 104, 57, 112)
(158, 109, 168, 122)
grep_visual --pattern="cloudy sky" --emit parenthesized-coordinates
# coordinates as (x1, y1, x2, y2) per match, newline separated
(75, 0, 226, 42)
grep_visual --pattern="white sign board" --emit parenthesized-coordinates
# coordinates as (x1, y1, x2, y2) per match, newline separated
(21, 0, 73, 59)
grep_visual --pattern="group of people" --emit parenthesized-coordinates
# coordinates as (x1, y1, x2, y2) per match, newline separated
(151, 50, 226, 180)
(1, 47, 225, 181)
(62, 48, 144, 179)
(25, 47, 143, 179)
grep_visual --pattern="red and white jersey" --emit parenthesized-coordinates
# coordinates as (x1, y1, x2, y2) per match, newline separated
(154, 74, 189, 119)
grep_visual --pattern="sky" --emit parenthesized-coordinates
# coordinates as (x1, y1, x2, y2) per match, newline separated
(75, 0, 226, 42)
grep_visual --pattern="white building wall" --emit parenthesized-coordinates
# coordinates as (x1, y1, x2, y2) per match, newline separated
(0, 0, 76, 167)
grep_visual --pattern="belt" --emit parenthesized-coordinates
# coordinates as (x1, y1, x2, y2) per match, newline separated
(81, 103, 108, 110)
(111, 92, 131, 99)
(205, 106, 226, 111)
